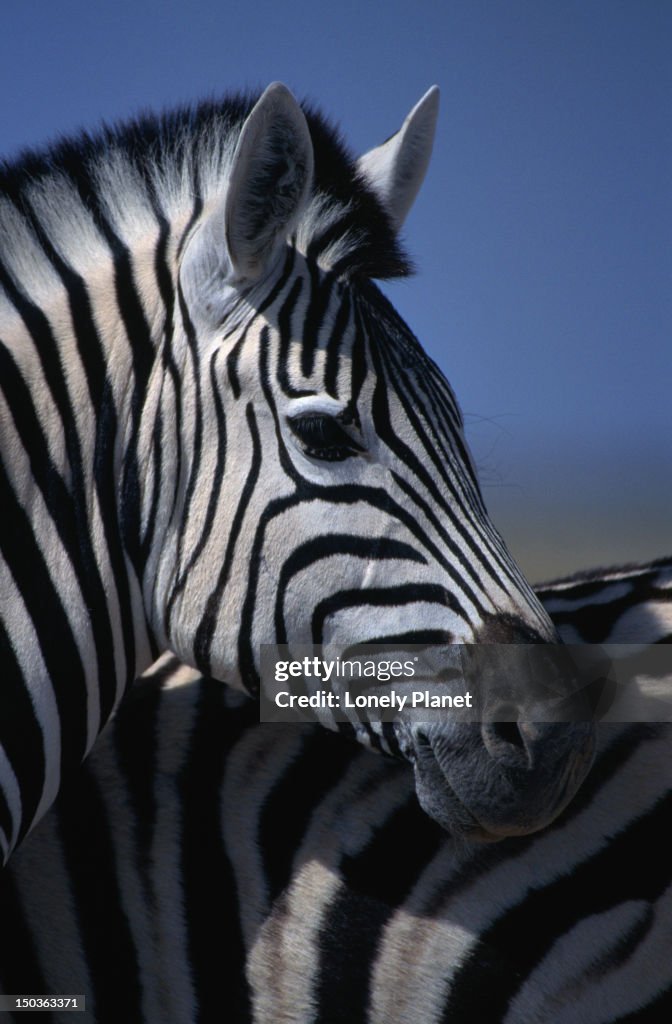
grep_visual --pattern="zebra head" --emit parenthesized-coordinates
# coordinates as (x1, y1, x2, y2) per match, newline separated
(144, 84, 595, 839)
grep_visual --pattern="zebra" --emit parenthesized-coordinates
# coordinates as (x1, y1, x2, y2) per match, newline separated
(1, 557, 670, 1023)
(0, 82, 597, 863)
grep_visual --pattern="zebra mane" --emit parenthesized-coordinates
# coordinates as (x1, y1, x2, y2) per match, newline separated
(0, 91, 413, 292)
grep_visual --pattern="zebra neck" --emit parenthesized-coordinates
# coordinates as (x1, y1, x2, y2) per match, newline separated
(0, 186, 170, 863)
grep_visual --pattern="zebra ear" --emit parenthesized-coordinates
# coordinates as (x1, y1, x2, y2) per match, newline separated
(181, 83, 313, 308)
(224, 83, 314, 280)
(357, 86, 439, 230)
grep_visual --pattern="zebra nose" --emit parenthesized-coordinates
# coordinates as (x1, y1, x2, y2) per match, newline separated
(395, 627, 605, 840)
(404, 714, 596, 841)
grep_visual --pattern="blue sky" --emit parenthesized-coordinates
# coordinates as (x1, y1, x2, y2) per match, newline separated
(1, 1, 669, 578)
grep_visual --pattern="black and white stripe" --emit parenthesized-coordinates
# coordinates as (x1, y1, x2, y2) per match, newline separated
(1, 83, 596, 859)
(1, 557, 669, 1022)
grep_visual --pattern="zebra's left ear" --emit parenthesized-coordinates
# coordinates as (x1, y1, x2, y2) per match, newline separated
(357, 86, 439, 231)
(224, 83, 314, 280)
(180, 83, 313, 317)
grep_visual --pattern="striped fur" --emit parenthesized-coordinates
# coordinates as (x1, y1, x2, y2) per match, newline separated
(1, 557, 670, 1022)
(0, 84, 595, 860)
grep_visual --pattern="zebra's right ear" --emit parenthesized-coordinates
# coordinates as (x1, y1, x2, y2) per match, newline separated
(357, 87, 439, 231)
(180, 83, 313, 316)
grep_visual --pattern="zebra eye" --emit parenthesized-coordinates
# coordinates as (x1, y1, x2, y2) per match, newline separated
(288, 414, 365, 462)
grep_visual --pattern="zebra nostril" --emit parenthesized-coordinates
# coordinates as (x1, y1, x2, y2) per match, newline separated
(481, 715, 531, 765)
(489, 719, 526, 752)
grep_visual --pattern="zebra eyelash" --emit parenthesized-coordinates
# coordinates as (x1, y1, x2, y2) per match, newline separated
(287, 413, 366, 462)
